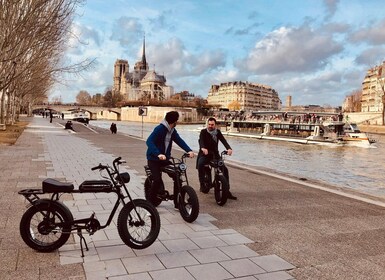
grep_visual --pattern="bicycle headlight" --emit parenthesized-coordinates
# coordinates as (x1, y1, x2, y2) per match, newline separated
(179, 163, 187, 171)
(218, 160, 224, 167)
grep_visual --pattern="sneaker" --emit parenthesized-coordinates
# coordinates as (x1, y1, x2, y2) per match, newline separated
(228, 191, 237, 200)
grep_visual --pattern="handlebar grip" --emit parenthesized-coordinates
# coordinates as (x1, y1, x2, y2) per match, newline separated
(114, 157, 122, 163)
(91, 164, 101, 171)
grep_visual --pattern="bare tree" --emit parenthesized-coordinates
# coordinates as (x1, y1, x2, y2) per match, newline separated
(76, 90, 92, 105)
(343, 90, 362, 113)
(0, 0, 94, 127)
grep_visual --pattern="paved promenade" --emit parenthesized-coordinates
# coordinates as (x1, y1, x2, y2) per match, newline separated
(0, 117, 295, 280)
(4, 117, 385, 279)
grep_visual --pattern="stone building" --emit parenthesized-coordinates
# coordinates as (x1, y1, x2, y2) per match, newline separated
(361, 61, 385, 112)
(207, 81, 281, 111)
(113, 38, 174, 101)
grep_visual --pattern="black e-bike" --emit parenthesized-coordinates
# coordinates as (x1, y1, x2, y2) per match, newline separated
(200, 150, 230, 206)
(144, 153, 199, 223)
(18, 157, 161, 257)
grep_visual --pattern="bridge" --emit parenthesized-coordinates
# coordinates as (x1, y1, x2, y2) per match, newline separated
(32, 104, 122, 120)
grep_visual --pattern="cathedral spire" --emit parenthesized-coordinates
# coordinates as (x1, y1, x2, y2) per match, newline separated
(141, 35, 147, 68)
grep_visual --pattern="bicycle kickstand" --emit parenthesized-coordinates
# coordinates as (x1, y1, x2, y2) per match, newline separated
(77, 228, 89, 257)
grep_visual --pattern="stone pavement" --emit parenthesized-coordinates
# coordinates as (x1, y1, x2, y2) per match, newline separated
(0, 117, 295, 280)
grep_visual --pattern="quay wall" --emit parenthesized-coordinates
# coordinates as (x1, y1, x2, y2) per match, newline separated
(97, 106, 200, 123)
(344, 112, 382, 125)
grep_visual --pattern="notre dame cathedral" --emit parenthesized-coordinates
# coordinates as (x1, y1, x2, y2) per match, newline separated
(112, 38, 174, 101)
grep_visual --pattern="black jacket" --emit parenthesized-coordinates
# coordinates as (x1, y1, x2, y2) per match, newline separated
(197, 128, 232, 159)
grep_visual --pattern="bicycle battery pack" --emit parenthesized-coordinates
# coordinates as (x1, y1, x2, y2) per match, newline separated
(79, 180, 113, 192)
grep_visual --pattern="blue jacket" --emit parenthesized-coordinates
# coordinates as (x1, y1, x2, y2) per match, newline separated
(146, 123, 192, 161)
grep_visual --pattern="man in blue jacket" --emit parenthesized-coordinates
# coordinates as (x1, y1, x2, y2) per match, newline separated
(146, 111, 194, 205)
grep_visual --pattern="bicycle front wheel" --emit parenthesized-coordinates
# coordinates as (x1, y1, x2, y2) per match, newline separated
(178, 185, 199, 223)
(19, 199, 73, 252)
(214, 175, 229, 206)
(117, 199, 161, 249)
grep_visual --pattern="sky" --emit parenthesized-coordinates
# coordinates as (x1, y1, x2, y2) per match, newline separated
(51, 0, 385, 107)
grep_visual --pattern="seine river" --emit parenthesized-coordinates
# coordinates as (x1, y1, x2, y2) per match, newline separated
(90, 120, 385, 199)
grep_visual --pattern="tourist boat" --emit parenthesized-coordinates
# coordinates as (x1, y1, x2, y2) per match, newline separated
(214, 112, 376, 147)
(62, 110, 90, 124)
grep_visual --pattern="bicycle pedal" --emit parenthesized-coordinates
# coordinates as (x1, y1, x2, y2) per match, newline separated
(157, 191, 169, 200)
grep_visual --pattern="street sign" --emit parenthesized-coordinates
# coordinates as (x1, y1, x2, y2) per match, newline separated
(138, 107, 147, 116)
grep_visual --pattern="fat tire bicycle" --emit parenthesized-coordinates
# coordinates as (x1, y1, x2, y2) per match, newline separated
(144, 153, 199, 223)
(200, 150, 230, 206)
(18, 157, 161, 257)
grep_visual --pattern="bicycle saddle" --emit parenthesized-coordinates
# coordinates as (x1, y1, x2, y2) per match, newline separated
(42, 178, 74, 193)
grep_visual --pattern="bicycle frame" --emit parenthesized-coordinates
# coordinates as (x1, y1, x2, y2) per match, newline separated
(19, 157, 155, 256)
(207, 150, 228, 178)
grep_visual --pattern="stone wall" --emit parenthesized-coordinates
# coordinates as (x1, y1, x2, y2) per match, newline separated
(344, 112, 383, 125)
(97, 106, 199, 123)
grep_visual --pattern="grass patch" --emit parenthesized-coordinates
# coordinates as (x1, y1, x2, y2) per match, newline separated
(0, 121, 29, 145)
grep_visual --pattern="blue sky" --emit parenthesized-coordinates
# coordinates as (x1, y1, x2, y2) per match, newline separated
(52, 0, 385, 107)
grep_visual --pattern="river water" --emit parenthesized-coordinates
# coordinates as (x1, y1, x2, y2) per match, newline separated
(90, 120, 385, 198)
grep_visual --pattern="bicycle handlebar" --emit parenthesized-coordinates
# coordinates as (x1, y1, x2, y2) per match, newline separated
(91, 164, 105, 171)
(91, 157, 126, 172)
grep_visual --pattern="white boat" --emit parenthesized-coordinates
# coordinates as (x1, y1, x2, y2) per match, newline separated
(216, 114, 376, 148)
(62, 110, 90, 124)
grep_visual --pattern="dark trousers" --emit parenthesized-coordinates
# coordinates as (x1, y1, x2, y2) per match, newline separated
(147, 160, 178, 204)
(197, 156, 230, 187)
(147, 160, 168, 194)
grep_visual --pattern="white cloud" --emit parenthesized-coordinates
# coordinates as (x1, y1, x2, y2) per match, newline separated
(349, 19, 385, 45)
(148, 38, 226, 78)
(235, 25, 343, 74)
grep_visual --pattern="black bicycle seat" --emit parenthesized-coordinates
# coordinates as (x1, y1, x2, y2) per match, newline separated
(42, 178, 74, 193)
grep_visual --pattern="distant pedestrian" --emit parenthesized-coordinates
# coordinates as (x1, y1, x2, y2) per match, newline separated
(62, 113, 64, 120)
(110, 123, 117, 134)
(49, 112, 53, 123)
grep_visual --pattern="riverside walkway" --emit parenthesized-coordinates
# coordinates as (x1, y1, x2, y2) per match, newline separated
(0, 117, 294, 280)
(3, 117, 385, 279)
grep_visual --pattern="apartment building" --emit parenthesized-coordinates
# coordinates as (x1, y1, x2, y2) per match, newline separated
(361, 61, 385, 112)
(207, 81, 281, 111)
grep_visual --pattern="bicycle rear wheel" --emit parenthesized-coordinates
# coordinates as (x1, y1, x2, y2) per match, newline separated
(178, 185, 199, 223)
(214, 175, 229, 206)
(19, 199, 73, 252)
(117, 199, 161, 249)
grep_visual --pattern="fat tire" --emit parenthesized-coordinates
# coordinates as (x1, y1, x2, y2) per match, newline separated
(178, 185, 199, 223)
(200, 166, 211, 194)
(144, 178, 162, 207)
(117, 199, 160, 249)
(19, 199, 73, 252)
(214, 175, 229, 206)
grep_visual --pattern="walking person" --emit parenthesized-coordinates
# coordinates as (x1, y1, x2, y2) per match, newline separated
(197, 117, 237, 200)
(146, 111, 194, 206)
(110, 123, 117, 134)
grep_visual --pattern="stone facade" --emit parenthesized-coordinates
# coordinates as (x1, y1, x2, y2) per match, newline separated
(113, 38, 174, 101)
(207, 81, 281, 111)
(361, 61, 385, 112)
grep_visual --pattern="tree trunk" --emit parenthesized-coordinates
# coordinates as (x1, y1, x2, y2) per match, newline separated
(0, 91, 5, 130)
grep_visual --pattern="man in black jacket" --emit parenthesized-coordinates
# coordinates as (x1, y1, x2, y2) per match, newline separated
(197, 117, 237, 200)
